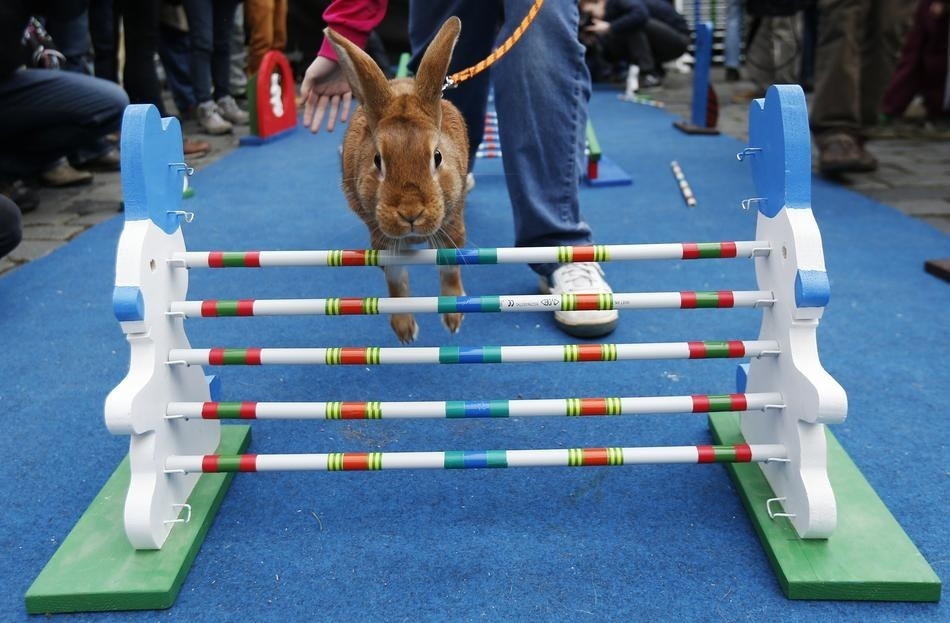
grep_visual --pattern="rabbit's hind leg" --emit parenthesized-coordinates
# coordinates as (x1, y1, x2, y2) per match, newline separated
(439, 265, 464, 334)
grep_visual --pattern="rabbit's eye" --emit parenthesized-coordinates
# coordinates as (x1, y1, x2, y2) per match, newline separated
(433, 150, 443, 168)
(373, 153, 382, 170)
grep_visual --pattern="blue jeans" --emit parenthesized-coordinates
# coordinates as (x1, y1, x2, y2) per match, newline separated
(724, 0, 744, 69)
(182, 0, 241, 103)
(43, 9, 94, 75)
(0, 69, 128, 178)
(159, 24, 198, 115)
(409, 0, 593, 277)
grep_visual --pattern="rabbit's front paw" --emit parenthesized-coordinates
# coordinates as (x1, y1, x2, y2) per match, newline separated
(391, 313, 419, 343)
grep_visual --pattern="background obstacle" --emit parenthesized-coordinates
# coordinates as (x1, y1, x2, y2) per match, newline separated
(583, 119, 633, 187)
(674, 22, 720, 135)
(240, 50, 297, 146)
(24, 86, 941, 614)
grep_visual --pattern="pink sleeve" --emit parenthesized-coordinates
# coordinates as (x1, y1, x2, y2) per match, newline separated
(317, 0, 390, 61)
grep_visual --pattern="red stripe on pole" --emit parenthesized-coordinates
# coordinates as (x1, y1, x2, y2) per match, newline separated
(201, 300, 219, 316)
(681, 292, 697, 308)
(342, 453, 370, 470)
(578, 344, 604, 361)
(718, 291, 735, 307)
(240, 401, 257, 419)
(342, 250, 366, 266)
(208, 252, 224, 268)
(691, 395, 710, 412)
(696, 446, 716, 463)
(574, 294, 602, 310)
(341, 348, 368, 364)
(245, 348, 263, 365)
(735, 444, 753, 462)
(239, 454, 258, 472)
(209, 348, 225, 365)
(573, 246, 597, 262)
(341, 402, 368, 419)
(237, 300, 255, 316)
(244, 252, 261, 267)
(731, 393, 748, 410)
(721, 241, 737, 258)
(580, 398, 607, 415)
(201, 402, 218, 418)
(340, 298, 365, 314)
(583, 448, 610, 466)
(728, 340, 746, 357)
(687, 341, 706, 358)
(682, 243, 699, 259)
(202, 455, 220, 472)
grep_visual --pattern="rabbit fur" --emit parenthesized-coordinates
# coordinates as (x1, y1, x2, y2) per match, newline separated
(326, 17, 470, 343)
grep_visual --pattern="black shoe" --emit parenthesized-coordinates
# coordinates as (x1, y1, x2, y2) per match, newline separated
(0, 179, 40, 214)
(725, 67, 741, 82)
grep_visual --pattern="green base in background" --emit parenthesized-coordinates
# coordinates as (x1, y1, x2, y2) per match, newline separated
(25, 425, 252, 614)
(709, 413, 941, 602)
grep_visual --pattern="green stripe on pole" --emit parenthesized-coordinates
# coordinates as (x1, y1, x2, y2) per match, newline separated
(223, 349, 249, 364)
(694, 292, 723, 308)
(216, 402, 244, 419)
(585, 120, 601, 160)
(703, 341, 733, 358)
(696, 243, 725, 258)
(214, 456, 245, 472)
(221, 253, 248, 267)
(706, 395, 735, 412)
(215, 300, 239, 316)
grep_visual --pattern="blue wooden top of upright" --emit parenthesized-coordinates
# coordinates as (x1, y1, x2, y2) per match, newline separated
(120, 104, 187, 234)
(747, 85, 811, 217)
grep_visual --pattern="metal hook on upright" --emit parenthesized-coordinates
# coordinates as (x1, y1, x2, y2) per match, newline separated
(736, 147, 763, 161)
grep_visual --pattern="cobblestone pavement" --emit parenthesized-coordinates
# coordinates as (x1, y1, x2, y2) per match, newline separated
(2, 67, 948, 276)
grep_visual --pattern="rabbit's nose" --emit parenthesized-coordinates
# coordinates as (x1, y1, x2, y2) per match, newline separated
(398, 207, 424, 228)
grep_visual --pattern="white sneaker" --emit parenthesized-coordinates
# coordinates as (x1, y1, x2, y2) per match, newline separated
(465, 172, 475, 192)
(197, 100, 232, 135)
(216, 95, 249, 125)
(539, 262, 619, 338)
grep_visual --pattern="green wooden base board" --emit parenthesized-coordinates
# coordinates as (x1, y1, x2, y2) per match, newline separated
(25, 425, 251, 614)
(709, 413, 941, 601)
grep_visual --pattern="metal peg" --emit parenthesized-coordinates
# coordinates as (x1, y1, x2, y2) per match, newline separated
(736, 147, 762, 161)
(766, 497, 796, 519)
(167, 210, 195, 223)
(163, 503, 192, 525)
(169, 162, 195, 176)
(741, 197, 766, 212)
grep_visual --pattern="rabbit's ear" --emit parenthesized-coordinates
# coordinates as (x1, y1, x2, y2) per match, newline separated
(325, 28, 392, 127)
(414, 16, 461, 123)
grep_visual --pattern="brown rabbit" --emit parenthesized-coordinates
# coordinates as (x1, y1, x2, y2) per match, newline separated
(325, 17, 469, 343)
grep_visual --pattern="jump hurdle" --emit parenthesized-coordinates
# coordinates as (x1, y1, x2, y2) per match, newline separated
(25, 85, 941, 613)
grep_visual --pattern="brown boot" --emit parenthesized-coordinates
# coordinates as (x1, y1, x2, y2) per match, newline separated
(816, 132, 878, 175)
(183, 137, 211, 158)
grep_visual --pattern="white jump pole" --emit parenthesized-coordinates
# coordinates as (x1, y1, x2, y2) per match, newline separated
(166, 339, 781, 367)
(172, 240, 769, 268)
(166, 391, 786, 420)
(168, 289, 775, 318)
(164, 443, 789, 473)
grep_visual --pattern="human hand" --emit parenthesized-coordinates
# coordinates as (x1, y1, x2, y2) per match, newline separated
(300, 55, 353, 133)
(584, 19, 611, 36)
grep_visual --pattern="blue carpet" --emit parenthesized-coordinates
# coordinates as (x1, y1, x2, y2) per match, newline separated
(2, 90, 947, 622)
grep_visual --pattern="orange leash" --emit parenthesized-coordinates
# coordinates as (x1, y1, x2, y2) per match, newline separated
(443, 0, 546, 90)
